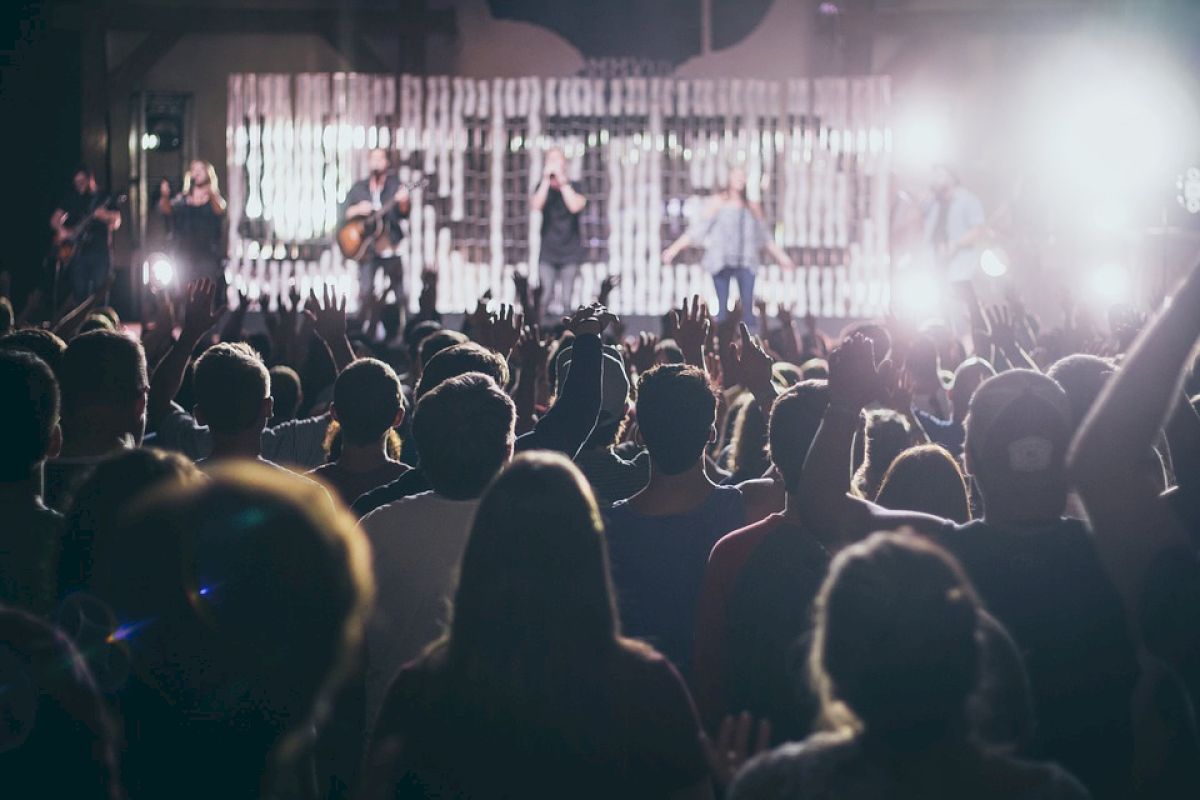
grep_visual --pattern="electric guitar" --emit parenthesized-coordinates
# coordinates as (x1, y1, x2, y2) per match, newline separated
(335, 177, 427, 261)
(54, 194, 127, 264)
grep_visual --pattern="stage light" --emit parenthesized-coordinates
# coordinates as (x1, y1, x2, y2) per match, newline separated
(143, 253, 175, 287)
(1089, 263, 1129, 304)
(1023, 35, 1198, 225)
(893, 104, 954, 171)
(980, 248, 1008, 278)
(140, 132, 160, 150)
(1178, 167, 1200, 215)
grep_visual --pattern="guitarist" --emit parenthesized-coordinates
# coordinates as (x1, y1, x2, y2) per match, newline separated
(50, 166, 121, 303)
(343, 148, 410, 308)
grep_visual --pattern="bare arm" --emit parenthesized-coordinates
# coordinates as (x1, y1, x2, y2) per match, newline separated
(304, 285, 355, 374)
(1068, 258, 1200, 606)
(559, 180, 587, 214)
(148, 279, 222, 431)
(529, 176, 552, 212)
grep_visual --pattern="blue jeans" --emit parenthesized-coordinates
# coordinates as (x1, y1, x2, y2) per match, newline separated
(713, 265, 756, 331)
(68, 249, 110, 302)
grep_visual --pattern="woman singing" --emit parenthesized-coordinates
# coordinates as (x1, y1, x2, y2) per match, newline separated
(661, 166, 794, 331)
(158, 160, 227, 293)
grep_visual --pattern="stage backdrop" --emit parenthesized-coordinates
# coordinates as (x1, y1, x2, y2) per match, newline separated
(226, 73, 892, 317)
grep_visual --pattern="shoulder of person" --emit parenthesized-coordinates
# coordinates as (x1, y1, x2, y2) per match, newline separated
(731, 733, 856, 800)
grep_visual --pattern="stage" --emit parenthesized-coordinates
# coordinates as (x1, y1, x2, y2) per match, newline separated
(215, 72, 895, 319)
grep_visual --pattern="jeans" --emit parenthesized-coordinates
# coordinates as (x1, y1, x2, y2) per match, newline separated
(712, 265, 756, 331)
(538, 261, 579, 317)
(359, 255, 404, 307)
(68, 249, 110, 302)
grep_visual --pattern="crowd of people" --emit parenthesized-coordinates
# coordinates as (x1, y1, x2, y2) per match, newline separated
(1, 256, 1199, 800)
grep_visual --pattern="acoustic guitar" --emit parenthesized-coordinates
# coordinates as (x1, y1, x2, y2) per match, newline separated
(54, 194, 127, 265)
(336, 178, 427, 261)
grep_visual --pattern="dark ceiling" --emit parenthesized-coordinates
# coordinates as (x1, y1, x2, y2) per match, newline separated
(488, 0, 775, 64)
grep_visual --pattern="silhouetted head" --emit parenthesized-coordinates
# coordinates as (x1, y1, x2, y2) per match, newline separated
(412, 373, 515, 499)
(0, 351, 60, 481)
(448, 452, 618, 665)
(768, 379, 830, 493)
(193, 342, 271, 436)
(59, 330, 148, 451)
(635, 364, 718, 475)
(964, 370, 1071, 521)
(811, 532, 981, 747)
(332, 358, 404, 447)
(875, 444, 971, 523)
(415, 341, 508, 400)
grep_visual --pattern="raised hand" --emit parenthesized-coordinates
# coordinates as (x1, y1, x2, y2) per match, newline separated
(516, 323, 549, 372)
(181, 278, 222, 342)
(703, 712, 773, 789)
(986, 304, 1018, 357)
(627, 331, 659, 375)
(733, 322, 775, 396)
(672, 294, 710, 366)
(304, 284, 348, 344)
(598, 273, 621, 306)
(467, 295, 493, 346)
(828, 333, 883, 412)
(563, 303, 619, 337)
(491, 303, 523, 356)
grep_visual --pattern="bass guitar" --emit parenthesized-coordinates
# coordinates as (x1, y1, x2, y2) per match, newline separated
(336, 178, 427, 261)
(54, 194, 127, 265)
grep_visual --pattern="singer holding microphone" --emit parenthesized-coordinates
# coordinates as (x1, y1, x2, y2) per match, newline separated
(531, 147, 587, 318)
(661, 165, 794, 332)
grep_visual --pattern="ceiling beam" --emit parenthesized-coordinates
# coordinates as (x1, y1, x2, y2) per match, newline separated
(53, 3, 456, 38)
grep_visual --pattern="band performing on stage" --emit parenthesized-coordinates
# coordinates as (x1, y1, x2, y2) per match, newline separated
(50, 166, 122, 305)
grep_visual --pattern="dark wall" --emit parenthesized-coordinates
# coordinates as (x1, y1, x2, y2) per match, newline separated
(0, 2, 82, 304)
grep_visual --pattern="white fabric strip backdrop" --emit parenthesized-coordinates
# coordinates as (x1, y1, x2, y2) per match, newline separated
(226, 72, 892, 317)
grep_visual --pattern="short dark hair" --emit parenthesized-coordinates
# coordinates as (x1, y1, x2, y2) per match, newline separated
(334, 358, 403, 446)
(404, 319, 442, 361)
(59, 331, 147, 417)
(635, 364, 717, 475)
(0, 351, 60, 480)
(416, 342, 509, 400)
(269, 366, 303, 424)
(193, 342, 270, 435)
(0, 329, 68, 375)
(418, 330, 469, 372)
(413, 373, 515, 499)
(768, 379, 829, 492)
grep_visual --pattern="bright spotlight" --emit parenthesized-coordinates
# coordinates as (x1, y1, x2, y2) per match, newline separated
(893, 104, 954, 171)
(1089, 264, 1129, 304)
(1025, 36, 1199, 224)
(980, 248, 1008, 278)
(143, 253, 175, 287)
(893, 269, 943, 320)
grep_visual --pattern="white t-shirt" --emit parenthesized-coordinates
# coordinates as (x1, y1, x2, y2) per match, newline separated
(359, 491, 480, 726)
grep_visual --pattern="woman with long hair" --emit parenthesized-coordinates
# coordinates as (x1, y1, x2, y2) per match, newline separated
(364, 452, 712, 799)
(661, 165, 794, 331)
(158, 159, 227, 293)
(729, 533, 1088, 800)
(874, 443, 972, 523)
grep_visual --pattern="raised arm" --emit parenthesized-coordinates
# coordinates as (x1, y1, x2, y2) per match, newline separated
(515, 304, 616, 458)
(1068, 258, 1200, 605)
(798, 334, 882, 544)
(304, 285, 355, 374)
(148, 279, 221, 431)
(559, 180, 587, 214)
